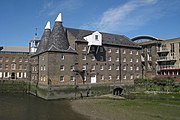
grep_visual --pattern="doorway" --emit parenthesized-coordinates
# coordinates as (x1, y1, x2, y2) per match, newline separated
(90, 74, 96, 83)
(11, 72, 16, 79)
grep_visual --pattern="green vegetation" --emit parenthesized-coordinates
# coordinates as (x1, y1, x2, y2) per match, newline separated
(125, 77, 180, 93)
(0, 80, 27, 93)
(71, 94, 180, 120)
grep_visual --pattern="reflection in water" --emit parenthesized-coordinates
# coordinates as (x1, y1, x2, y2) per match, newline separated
(0, 94, 88, 120)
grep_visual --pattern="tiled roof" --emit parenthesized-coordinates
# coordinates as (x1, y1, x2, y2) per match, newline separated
(36, 29, 51, 54)
(0, 46, 29, 52)
(66, 28, 139, 47)
(47, 22, 70, 51)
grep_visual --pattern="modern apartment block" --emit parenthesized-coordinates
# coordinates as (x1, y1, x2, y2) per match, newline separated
(157, 38, 180, 76)
(132, 36, 180, 80)
(30, 13, 142, 95)
(0, 46, 29, 80)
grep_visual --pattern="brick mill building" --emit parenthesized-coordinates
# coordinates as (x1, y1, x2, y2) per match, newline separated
(30, 13, 142, 99)
(0, 46, 29, 80)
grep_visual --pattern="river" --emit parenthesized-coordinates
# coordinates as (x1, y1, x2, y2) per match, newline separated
(0, 93, 89, 120)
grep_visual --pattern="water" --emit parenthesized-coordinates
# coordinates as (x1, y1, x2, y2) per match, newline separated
(0, 93, 88, 120)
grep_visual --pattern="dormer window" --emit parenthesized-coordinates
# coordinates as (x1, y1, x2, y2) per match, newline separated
(95, 35, 98, 40)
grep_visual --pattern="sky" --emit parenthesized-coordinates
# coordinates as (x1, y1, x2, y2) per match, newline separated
(0, 0, 180, 46)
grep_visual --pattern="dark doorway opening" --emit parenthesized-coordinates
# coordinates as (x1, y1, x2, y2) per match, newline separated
(11, 72, 16, 79)
(113, 87, 123, 96)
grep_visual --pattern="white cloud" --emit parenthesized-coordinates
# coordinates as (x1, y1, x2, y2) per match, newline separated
(40, 0, 82, 16)
(80, 0, 167, 33)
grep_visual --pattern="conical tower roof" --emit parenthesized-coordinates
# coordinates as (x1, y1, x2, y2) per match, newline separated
(36, 21, 51, 54)
(47, 13, 70, 51)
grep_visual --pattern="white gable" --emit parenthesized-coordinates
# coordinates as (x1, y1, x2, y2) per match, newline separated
(84, 31, 102, 46)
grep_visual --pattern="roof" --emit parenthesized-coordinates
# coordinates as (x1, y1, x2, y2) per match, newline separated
(131, 35, 162, 41)
(66, 28, 140, 48)
(47, 21, 70, 51)
(0, 46, 29, 52)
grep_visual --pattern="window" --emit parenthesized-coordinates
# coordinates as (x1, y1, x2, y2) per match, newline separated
(70, 65, 74, 71)
(109, 75, 112, 80)
(101, 75, 104, 80)
(130, 75, 133, 80)
(5, 64, 8, 69)
(11, 63, 16, 70)
(4, 72, 9, 78)
(162, 44, 167, 51)
(108, 56, 111, 61)
(24, 72, 27, 78)
(130, 66, 133, 71)
(82, 55, 86, 60)
(130, 50, 133, 54)
(123, 58, 126, 62)
(0, 64, 2, 69)
(18, 72, 22, 78)
(136, 58, 139, 63)
(123, 50, 126, 54)
(19, 57, 23, 62)
(100, 47, 103, 52)
(116, 49, 119, 53)
(82, 65, 86, 70)
(100, 56, 104, 61)
(44, 65, 46, 71)
(61, 54, 65, 60)
(92, 56, 95, 61)
(24, 58, 28, 62)
(41, 66, 43, 71)
(123, 65, 126, 70)
(136, 51, 139, 55)
(0, 72, 2, 78)
(123, 75, 126, 80)
(19, 64, 22, 70)
(12, 57, 15, 62)
(100, 65, 104, 70)
(116, 57, 119, 62)
(108, 48, 111, 53)
(60, 65, 64, 71)
(82, 46, 86, 51)
(70, 76, 75, 81)
(24, 65, 27, 70)
(136, 74, 139, 78)
(34, 66, 37, 71)
(91, 46, 95, 52)
(116, 65, 119, 70)
(95, 35, 98, 40)
(136, 66, 139, 71)
(60, 76, 64, 82)
(91, 65, 95, 70)
(108, 65, 112, 70)
(0, 57, 2, 62)
(5, 57, 9, 62)
(130, 58, 133, 62)
(116, 75, 119, 80)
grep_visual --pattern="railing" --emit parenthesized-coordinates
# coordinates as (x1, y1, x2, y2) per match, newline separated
(157, 56, 176, 61)
(157, 48, 169, 53)
(157, 65, 180, 70)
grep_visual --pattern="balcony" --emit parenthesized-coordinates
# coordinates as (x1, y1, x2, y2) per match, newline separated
(157, 56, 176, 62)
(157, 48, 169, 53)
(157, 65, 180, 71)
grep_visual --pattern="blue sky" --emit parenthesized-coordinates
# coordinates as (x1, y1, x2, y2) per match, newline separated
(0, 0, 180, 46)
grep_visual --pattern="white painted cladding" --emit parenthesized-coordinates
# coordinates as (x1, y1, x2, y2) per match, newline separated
(84, 31, 102, 46)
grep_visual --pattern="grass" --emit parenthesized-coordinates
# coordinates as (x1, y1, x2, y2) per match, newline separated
(71, 94, 180, 120)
